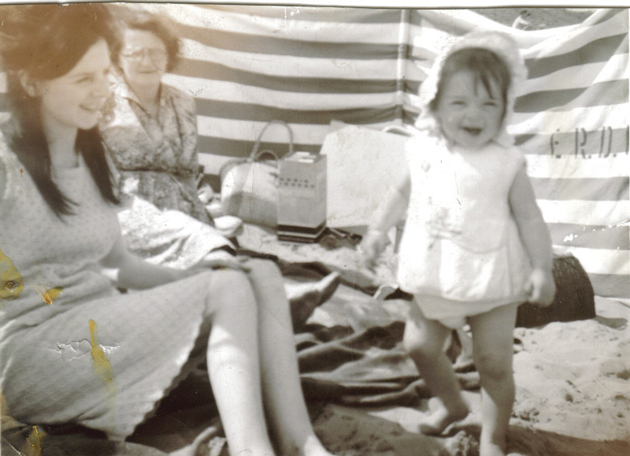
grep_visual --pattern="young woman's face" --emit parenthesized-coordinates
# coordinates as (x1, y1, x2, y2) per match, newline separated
(38, 38, 112, 133)
(119, 29, 168, 91)
(434, 70, 505, 150)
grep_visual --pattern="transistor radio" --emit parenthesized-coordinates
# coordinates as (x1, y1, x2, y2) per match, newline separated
(277, 151, 327, 242)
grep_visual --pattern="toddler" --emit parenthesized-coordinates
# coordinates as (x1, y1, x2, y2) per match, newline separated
(362, 31, 556, 456)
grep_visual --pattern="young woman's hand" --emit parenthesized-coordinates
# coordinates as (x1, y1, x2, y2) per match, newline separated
(525, 268, 556, 307)
(193, 250, 250, 273)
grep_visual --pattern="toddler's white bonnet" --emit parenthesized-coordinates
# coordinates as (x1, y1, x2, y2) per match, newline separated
(414, 30, 528, 147)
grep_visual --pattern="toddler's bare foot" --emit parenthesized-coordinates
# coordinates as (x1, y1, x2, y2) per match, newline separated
(418, 402, 469, 436)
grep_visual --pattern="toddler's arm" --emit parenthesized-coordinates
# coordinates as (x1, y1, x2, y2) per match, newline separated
(361, 171, 411, 269)
(509, 167, 556, 306)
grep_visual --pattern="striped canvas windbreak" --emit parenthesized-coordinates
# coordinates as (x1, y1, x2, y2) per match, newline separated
(151, 5, 630, 300)
(0, 5, 627, 300)
(151, 4, 409, 173)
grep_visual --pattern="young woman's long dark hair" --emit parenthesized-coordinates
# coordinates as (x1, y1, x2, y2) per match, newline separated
(0, 4, 120, 218)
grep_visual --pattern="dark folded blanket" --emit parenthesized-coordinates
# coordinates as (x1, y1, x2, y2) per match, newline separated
(296, 321, 478, 407)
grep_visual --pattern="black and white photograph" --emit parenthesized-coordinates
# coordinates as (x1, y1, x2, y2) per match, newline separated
(0, 2, 628, 456)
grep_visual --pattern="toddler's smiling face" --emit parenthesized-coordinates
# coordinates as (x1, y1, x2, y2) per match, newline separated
(434, 70, 505, 150)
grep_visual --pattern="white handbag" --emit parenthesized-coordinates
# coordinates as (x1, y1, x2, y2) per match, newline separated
(220, 121, 293, 227)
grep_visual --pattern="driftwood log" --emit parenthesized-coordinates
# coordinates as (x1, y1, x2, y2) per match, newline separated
(516, 254, 596, 328)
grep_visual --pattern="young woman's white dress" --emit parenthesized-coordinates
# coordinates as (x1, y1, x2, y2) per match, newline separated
(0, 134, 218, 440)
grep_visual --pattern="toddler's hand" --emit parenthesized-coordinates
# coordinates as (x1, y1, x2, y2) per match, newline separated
(360, 230, 389, 271)
(525, 268, 556, 307)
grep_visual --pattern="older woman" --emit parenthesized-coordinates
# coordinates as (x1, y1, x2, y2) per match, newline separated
(101, 7, 206, 222)
(99, 8, 339, 322)
(0, 5, 334, 456)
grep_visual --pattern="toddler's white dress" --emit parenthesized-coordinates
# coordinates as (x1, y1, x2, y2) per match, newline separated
(397, 134, 532, 327)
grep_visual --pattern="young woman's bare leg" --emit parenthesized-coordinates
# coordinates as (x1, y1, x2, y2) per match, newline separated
(468, 303, 519, 456)
(246, 259, 334, 456)
(205, 269, 274, 456)
(404, 301, 469, 435)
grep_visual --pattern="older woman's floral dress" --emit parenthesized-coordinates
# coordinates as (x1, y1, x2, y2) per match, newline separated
(100, 80, 210, 224)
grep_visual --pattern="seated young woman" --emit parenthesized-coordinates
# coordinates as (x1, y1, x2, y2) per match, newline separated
(0, 5, 335, 456)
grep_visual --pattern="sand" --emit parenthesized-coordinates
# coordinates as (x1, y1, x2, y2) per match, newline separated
(240, 217, 630, 455)
(306, 296, 630, 456)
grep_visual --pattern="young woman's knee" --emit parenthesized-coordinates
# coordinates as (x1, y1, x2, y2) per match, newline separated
(205, 269, 257, 313)
(245, 258, 283, 282)
(245, 259, 292, 321)
(212, 268, 250, 289)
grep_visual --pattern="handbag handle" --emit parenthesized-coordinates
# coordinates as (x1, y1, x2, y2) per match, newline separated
(219, 121, 291, 179)
(219, 145, 281, 181)
(250, 120, 294, 160)
(254, 149, 281, 162)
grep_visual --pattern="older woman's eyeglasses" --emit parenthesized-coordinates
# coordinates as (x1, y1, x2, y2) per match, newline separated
(121, 48, 167, 64)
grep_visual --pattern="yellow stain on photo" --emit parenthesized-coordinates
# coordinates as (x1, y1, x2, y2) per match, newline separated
(0, 249, 24, 304)
(89, 319, 117, 429)
(0, 389, 24, 432)
(89, 319, 115, 386)
(24, 425, 46, 456)
(32, 284, 63, 306)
